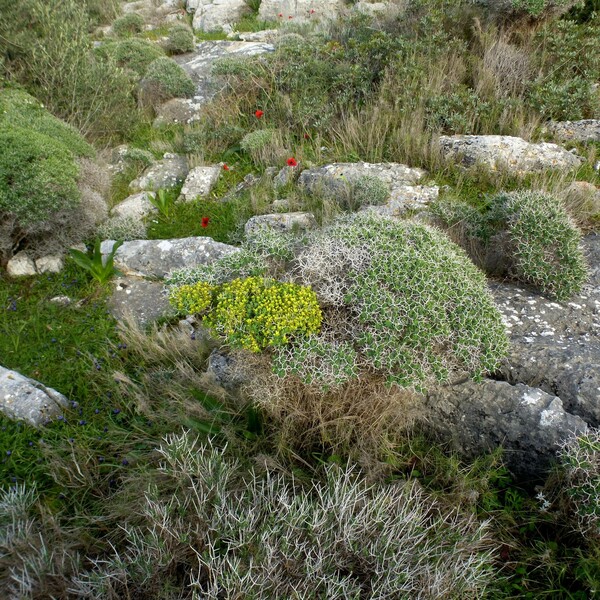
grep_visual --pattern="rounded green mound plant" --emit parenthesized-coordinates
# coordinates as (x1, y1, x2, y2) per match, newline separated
(112, 13, 144, 37)
(347, 175, 390, 211)
(497, 190, 589, 300)
(240, 128, 275, 153)
(141, 57, 196, 105)
(97, 38, 164, 78)
(169, 276, 322, 352)
(295, 213, 509, 390)
(165, 24, 195, 55)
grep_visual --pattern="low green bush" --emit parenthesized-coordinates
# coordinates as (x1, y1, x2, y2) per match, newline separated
(112, 13, 145, 37)
(97, 38, 164, 78)
(165, 24, 195, 55)
(140, 57, 196, 106)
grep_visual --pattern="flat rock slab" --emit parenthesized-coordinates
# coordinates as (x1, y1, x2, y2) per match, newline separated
(177, 40, 274, 104)
(109, 277, 172, 325)
(549, 119, 600, 143)
(491, 234, 600, 427)
(180, 165, 221, 201)
(245, 212, 318, 237)
(259, 0, 344, 21)
(0, 366, 68, 427)
(192, 0, 249, 32)
(101, 237, 239, 279)
(130, 154, 189, 192)
(112, 192, 157, 220)
(439, 135, 582, 175)
(361, 185, 439, 216)
(425, 379, 586, 479)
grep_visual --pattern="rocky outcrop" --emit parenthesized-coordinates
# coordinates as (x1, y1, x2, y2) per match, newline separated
(244, 212, 318, 237)
(360, 185, 439, 216)
(177, 40, 274, 104)
(0, 366, 68, 426)
(179, 166, 222, 201)
(548, 119, 600, 143)
(259, 0, 344, 22)
(109, 277, 172, 325)
(438, 135, 582, 175)
(424, 380, 586, 479)
(112, 192, 157, 220)
(192, 0, 250, 32)
(101, 237, 239, 279)
(154, 98, 203, 127)
(130, 154, 189, 192)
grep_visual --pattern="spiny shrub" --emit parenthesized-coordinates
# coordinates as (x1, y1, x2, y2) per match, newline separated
(96, 38, 164, 78)
(473, 0, 581, 19)
(555, 428, 600, 540)
(165, 24, 195, 55)
(496, 191, 588, 300)
(170, 277, 322, 352)
(112, 13, 144, 37)
(294, 213, 509, 390)
(97, 215, 147, 241)
(67, 434, 497, 598)
(140, 57, 196, 106)
(347, 174, 390, 210)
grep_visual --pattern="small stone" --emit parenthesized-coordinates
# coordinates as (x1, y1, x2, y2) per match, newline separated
(7, 252, 37, 277)
(35, 255, 63, 274)
(245, 212, 318, 238)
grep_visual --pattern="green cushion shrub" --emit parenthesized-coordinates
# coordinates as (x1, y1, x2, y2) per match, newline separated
(97, 38, 164, 78)
(165, 24, 195, 55)
(140, 57, 196, 105)
(112, 13, 144, 37)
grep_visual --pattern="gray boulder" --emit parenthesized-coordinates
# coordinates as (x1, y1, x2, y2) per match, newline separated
(425, 379, 586, 479)
(244, 212, 318, 237)
(259, 0, 344, 21)
(548, 119, 600, 143)
(0, 366, 68, 427)
(109, 277, 172, 325)
(360, 185, 439, 216)
(101, 237, 239, 279)
(439, 135, 582, 175)
(112, 192, 157, 220)
(179, 165, 222, 201)
(192, 0, 250, 32)
(129, 154, 189, 192)
(153, 98, 203, 127)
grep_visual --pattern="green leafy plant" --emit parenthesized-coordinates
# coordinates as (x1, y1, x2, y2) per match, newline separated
(112, 13, 145, 37)
(140, 57, 196, 107)
(148, 189, 174, 218)
(165, 24, 195, 55)
(69, 240, 123, 284)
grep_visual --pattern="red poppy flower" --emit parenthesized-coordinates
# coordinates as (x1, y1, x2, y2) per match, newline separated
(201, 217, 210, 228)
(310, 9, 315, 14)
(287, 157, 298, 167)
(278, 13, 283, 17)
(288, 15, 293, 19)
(303, 133, 310, 139)
(223, 164, 230, 171)
(254, 109, 264, 118)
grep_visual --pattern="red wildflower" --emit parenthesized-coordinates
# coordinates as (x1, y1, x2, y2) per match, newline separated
(278, 13, 283, 17)
(310, 9, 315, 14)
(201, 217, 210, 228)
(287, 157, 298, 167)
(303, 133, 310, 139)
(254, 109, 264, 118)
(223, 164, 230, 171)
(288, 15, 293, 19)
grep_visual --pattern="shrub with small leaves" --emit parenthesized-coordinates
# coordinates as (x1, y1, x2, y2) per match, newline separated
(112, 13, 145, 37)
(140, 57, 196, 106)
(239, 128, 276, 165)
(165, 24, 195, 55)
(497, 191, 588, 300)
(119, 147, 155, 169)
(97, 215, 147, 241)
(97, 38, 164, 78)
(349, 174, 390, 210)
(169, 281, 214, 315)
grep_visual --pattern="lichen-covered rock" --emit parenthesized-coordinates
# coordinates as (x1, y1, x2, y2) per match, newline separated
(112, 192, 157, 220)
(548, 120, 600, 143)
(6, 252, 37, 277)
(179, 165, 221, 201)
(244, 212, 318, 237)
(259, 0, 344, 22)
(192, 0, 249, 32)
(129, 154, 189, 192)
(425, 380, 586, 479)
(0, 366, 68, 426)
(439, 135, 582, 175)
(109, 276, 172, 325)
(153, 98, 203, 127)
(101, 237, 239, 279)
(361, 185, 439, 216)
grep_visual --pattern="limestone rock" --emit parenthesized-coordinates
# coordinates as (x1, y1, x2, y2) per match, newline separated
(7, 252, 37, 277)
(235, 30, 279, 43)
(439, 135, 582, 175)
(361, 185, 439, 216)
(549, 120, 600, 143)
(109, 276, 172, 325)
(35, 255, 63, 274)
(192, 0, 250, 32)
(0, 366, 68, 427)
(244, 212, 318, 237)
(101, 237, 239, 279)
(179, 165, 221, 201)
(112, 192, 157, 220)
(259, 0, 344, 22)
(129, 154, 189, 192)
(425, 379, 586, 478)
(153, 98, 203, 127)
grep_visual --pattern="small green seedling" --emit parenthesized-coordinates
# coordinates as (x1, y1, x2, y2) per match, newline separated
(149, 189, 175, 218)
(69, 240, 123, 284)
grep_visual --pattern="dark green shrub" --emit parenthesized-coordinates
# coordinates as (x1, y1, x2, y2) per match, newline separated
(140, 57, 196, 106)
(112, 13, 145, 37)
(97, 38, 164, 78)
(165, 24, 195, 55)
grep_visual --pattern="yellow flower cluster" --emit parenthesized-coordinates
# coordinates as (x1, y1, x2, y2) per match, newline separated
(206, 277, 322, 353)
(169, 281, 214, 315)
